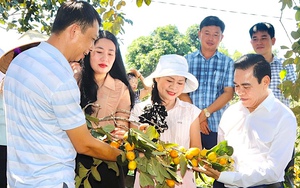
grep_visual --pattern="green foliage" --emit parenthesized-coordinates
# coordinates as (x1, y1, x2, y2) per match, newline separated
(279, 1, 300, 187)
(0, 0, 152, 36)
(126, 24, 192, 77)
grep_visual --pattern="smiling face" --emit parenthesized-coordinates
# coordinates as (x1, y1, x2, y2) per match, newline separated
(250, 31, 275, 57)
(155, 76, 185, 104)
(234, 66, 270, 112)
(198, 25, 223, 52)
(90, 38, 116, 75)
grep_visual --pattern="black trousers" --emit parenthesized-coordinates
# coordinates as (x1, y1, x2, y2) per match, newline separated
(0, 145, 7, 187)
(201, 132, 217, 149)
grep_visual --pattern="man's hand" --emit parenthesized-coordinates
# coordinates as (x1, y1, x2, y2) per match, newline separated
(192, 164, 221, 180)
(200, 120, 210, 135)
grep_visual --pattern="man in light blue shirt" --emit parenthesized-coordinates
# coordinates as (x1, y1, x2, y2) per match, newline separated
(2, 1, 122, 187)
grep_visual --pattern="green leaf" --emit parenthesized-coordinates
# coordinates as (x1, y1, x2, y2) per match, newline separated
(279, 69, 287, 80)
(78, 162, 89, 178)
(83, 178, 92, 188)
(75, 175, 82, 188)
(102, 124, 115, 133)
(136, 0, 143, 7)
(179, 155, 187, 177)
(106, 161, 120, 176)
(144, 0, 152, 6)
(212, 162, 225, 171)
(296, 9, 300, 21)
(139, 171, 155, 187)
(91, 166, 101, 181)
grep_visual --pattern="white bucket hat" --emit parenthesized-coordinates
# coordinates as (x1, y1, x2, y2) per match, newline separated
(144, 54, 198, 93)
(0, 30, 49, 73)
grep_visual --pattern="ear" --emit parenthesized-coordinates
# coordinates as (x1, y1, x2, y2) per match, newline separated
(197, 30, 201, 39)
(220, 34, 224, 41)
(271, 37, 276, 46)
(68, 23, 81, 40)
(262, 75, 270, 88)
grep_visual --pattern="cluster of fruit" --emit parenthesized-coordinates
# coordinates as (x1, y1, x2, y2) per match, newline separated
(112, 127, 234, 188)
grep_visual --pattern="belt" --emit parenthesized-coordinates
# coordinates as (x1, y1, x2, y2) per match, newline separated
(248, 182, 283, 188)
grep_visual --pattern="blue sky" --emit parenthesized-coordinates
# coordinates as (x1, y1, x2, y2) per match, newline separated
(0, 0, 297, 58)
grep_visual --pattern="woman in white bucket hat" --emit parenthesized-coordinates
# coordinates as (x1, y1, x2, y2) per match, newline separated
(130, 54, 202, 188)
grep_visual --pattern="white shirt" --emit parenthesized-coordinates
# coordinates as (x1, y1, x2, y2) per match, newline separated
(130, 98, 201, 188)
(218, 90, 297, 187)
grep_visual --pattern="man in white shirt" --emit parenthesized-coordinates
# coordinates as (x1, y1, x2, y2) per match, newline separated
(193, 54, 297, 188)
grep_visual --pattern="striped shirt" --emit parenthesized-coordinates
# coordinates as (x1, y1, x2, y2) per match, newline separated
(269, 56, 296, 107)
(4, 42, 86, 188)
(185, 49, 234, 132)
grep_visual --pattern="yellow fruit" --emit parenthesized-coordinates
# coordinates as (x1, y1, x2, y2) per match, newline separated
(128, 160, 137, 170)
(121, 0, 126, 6)
(189, 147, 200, 156)
(170, 150, 178, 158)
(125, 142, 135, 151)
(165, 179, 175, 188)
(173, 157, 180, 165)
(207, 152, 217, 162)
(219, 157, 228, 165)
(126, 151, 135, 161)
(200, 149, 208, 157)
(156, 144, 164, 152)
(185, 151, 194, 160)
(110, 141, 120, 148)
(185, 147, 200, 160)
(191, 158, 198, 167)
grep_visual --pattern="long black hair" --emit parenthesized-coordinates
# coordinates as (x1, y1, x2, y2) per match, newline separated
(80, 30, 135, 114)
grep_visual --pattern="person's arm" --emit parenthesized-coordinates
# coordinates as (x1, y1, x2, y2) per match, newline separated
(189, 115, 202, 149)
(138, 74, 152, 100)
(178, 93, 192, 103)
(66, 124, 122, 161)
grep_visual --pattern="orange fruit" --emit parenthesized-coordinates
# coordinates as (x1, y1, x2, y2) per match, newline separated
(170, 150, 178, 158)
(126, 151, 135, 161)
(128, 160, 137, 170)
(219, 157, 228, 165)
(124, 142, 135, 151)
(165, 179, 175, 188)
(172, 157, 180, 165)
(110, 141, 120, 148)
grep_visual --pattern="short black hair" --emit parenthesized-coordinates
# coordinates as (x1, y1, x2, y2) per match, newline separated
(249, 22, 275, 38)
(51, 1, 101, 34)
(234, 54, 271, 84)
(199, 16, 225, 33)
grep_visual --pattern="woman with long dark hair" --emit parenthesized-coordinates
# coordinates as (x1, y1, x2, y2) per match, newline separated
(76, 30, 135, 188)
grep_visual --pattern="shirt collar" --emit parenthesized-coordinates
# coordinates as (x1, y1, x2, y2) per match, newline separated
(270, 56, 282, 65)
(195, 47, 221, 59)
(103, 74, 116, 90)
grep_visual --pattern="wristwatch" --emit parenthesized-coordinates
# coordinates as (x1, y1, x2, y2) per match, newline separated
(203, 108, 211, 118)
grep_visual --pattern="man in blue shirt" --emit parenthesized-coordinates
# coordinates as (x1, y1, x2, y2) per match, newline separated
(249, 22, 296, 107)
(180, 16, 234, 150)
